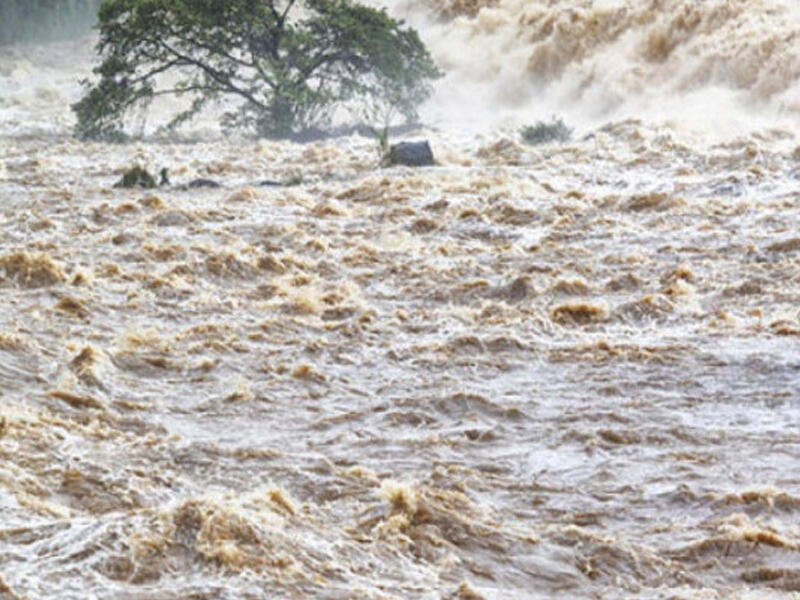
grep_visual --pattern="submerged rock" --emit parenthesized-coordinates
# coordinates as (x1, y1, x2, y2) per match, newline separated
(387, 141, 435, 167)
(187, 178, 222, 189)
(113, 166, 157, 189)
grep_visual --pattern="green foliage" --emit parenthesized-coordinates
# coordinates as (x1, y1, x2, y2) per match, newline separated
(73, 0, 442, 141)
(520, 117, 572, 146)
(0, 0, 102, 45)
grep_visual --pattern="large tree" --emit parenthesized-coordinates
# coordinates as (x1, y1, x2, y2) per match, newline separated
(73, 0, 441, 140)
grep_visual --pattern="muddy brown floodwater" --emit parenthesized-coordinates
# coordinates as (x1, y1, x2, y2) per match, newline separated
(2, 2, 800, 598)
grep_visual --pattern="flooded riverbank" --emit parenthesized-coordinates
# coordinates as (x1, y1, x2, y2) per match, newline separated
(1, 1, 800, 598)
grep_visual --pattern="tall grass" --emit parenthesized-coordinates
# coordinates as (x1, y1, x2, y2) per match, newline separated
(0, 0, 102, 45)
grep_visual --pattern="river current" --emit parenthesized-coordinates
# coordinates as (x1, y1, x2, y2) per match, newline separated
(1, 1, 799, 598)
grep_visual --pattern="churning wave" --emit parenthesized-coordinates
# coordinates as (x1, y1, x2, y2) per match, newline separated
(382, 0, 800, 131)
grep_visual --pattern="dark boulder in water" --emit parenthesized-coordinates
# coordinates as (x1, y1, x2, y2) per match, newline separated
(113, 166, 157, 189)
(187, 178, 222, 189)
(387, 141, 435, 167)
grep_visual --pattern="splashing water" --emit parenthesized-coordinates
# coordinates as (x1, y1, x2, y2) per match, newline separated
(380, 0, 800, 134)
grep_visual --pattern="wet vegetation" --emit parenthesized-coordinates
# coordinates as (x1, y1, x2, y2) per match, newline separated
(73, 0, 442, 141)
(112, 165, 158, 189)
(520, 117, 573, 146)
(0, 0, 101, 45)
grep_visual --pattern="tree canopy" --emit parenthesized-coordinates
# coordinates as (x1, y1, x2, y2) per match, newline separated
(73, 0, 442, 140)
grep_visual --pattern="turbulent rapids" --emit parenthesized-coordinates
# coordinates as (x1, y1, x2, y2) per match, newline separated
(1, 1, 800, 599)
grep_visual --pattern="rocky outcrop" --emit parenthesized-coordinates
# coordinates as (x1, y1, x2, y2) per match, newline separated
(387, 141, 435, 167)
